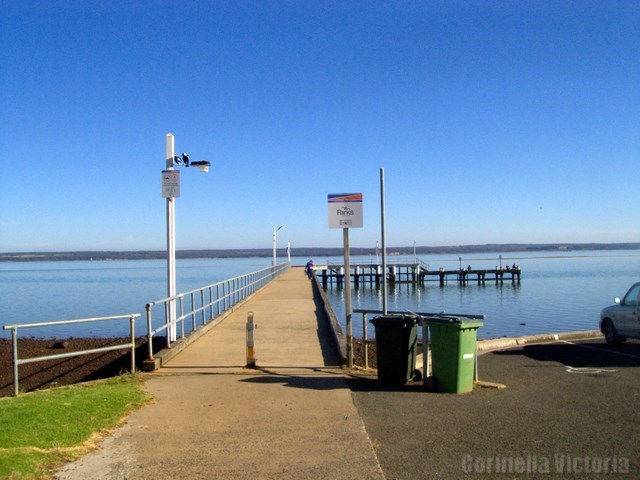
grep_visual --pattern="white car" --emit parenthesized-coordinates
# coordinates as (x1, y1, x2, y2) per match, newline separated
(600, 282, 640, 344)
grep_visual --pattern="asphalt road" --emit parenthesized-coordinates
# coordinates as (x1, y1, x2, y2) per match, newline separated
(349, 338, 640, 479)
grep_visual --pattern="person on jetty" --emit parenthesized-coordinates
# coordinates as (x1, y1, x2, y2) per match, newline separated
(305, 259, 314, 279)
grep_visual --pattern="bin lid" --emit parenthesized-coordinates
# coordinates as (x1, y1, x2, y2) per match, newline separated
(459, 320, 483, 329)
(425, 316, 483, 329)
(424, 316, 463, 324)
(370, 315, 416, 327)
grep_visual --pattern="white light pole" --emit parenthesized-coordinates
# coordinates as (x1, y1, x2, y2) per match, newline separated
(273, 225, 284, 266)
(163, 133, 210, 342)
(165, 135, 176, 342)
(287, 241, 291, 263)
(413, 240, 417, 263)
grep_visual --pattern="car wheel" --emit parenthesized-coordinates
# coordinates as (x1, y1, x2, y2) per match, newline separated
(603, 320, 620, 345)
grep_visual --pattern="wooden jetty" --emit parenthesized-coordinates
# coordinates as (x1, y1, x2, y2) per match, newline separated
(316, 259, 521, 287)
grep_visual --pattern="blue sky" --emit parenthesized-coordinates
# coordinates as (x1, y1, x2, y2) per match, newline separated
(1, 1, 639, 252)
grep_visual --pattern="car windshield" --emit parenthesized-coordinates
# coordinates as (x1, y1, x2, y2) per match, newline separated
(623, 284, 640, 306)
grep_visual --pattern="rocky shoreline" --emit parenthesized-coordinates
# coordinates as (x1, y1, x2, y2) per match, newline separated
(0, 337, 163, 397)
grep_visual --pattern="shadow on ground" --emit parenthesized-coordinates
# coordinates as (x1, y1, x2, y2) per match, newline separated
(239, 371, 348, 390)
(492, 339, 640, 368)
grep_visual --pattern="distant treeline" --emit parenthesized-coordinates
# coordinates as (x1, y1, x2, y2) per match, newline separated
(2, 243, 640, 262)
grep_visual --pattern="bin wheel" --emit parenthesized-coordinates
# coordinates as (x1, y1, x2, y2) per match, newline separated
(424, 376, 438, 390)
(412, 369, 422, 382)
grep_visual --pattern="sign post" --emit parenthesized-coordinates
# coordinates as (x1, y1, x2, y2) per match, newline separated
(328, 193, 363, 368)
(380, 168, 387, 315)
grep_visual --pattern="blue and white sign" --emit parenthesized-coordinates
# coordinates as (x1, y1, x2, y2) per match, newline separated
(328, 193, 363, 228)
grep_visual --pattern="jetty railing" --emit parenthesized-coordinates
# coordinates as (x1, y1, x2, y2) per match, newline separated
(326, 256, 429, 269)
(3, 314, 139, 396)
(145, 263, 289, 360)
(322, 257, 429, 286)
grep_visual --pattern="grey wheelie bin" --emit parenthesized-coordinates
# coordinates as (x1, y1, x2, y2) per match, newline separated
(428, 317, 483, 393)
(370, 315, 418, 386)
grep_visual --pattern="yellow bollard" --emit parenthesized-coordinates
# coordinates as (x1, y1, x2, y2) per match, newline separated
(246, 312, 256, 368)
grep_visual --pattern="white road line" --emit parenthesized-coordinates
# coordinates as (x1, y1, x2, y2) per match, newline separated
(565, 366, 617, 374)
(561, 340, 640, 359)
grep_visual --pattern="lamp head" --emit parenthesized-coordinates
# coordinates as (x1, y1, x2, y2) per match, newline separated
(190, 160, 211, 173)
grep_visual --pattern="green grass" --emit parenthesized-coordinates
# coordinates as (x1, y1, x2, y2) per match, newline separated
(0, 375, 151, 479)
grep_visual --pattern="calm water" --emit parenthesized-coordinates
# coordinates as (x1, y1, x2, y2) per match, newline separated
(1, 252, 639, 340)
(0, 257, 273, 338)
(324, 251, 640, 339)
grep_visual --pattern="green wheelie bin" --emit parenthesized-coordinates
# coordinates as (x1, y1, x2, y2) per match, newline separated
(428, 318, 483, 393)
(370, 315, 418, 386)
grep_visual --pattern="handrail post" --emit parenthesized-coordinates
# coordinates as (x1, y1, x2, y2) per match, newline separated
(200, 290, 206, 324)
(216, 284, 220, 316)
(164, 302, 170, 349)
(362, 313, 368, 369)
(208, 287, 213, 320)
(222, 282, 226, 311)
(146, 304, 154, 361)
(12, 327, 19, 397)
(190, 292, 195, 332)
(130, 315, 136, 373)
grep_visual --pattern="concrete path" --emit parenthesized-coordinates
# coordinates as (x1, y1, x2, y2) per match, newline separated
(56, 267, 385, 480)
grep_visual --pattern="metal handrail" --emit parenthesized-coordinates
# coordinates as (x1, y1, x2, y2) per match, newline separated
(3, 314, 139, 396)
(353, 308, 485, 319)
(145, 263, 290, 360)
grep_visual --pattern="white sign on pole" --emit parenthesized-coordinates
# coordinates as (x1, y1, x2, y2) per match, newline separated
(328, 193, 363, 229)
(162, 170, 180, 198)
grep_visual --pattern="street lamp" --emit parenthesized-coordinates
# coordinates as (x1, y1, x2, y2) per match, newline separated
(163, 133, 210, 342)
(273, 225, 284, 266)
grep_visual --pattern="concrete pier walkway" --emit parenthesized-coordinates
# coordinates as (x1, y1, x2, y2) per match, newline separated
(56, 267, 385, 480)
